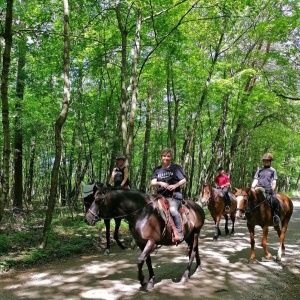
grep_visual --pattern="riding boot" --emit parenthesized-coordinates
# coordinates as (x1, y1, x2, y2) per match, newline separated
(272, 199, 280, 226)
(173, 214, 184, 242)
(224, 193, 230, 211)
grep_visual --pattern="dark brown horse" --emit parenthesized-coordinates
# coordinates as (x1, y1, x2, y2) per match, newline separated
(82, 182, 125, 254)
(85, 186, 205, 290)
(201, 183, 237, 240)
(234, 187, 293, 262)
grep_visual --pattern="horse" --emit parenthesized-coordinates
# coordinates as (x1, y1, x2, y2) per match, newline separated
(234, 187, 293, 262)
(200, 183, 237, 240)
(85, 186, 205, 290)
(82, 182, 126, 254)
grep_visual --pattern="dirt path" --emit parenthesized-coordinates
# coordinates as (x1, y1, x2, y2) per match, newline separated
(0, 201, 299, 300)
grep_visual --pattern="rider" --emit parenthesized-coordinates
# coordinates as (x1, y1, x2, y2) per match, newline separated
(214, 166, 231, 211)
(109, 154, 130, 189)
(251, 152, 280, 226)
(151, 148, 186, 242)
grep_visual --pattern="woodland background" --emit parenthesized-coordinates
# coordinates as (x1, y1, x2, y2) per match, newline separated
(0, 0, 299, 246)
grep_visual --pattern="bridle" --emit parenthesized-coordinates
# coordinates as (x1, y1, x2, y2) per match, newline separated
(87, 190, 155, 222)
(235, 190, 268, 216)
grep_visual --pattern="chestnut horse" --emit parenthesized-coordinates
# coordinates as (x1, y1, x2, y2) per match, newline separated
(234, 188, 293, 262)
(82, 182, 126, 254)
(201, 184, 237, 240)
(85, 185, 205, 290)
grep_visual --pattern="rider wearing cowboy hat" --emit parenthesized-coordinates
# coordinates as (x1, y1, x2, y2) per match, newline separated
(251, 153, 280, 226)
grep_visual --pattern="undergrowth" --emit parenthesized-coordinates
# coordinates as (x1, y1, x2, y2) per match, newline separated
(0, 208, 128, 273)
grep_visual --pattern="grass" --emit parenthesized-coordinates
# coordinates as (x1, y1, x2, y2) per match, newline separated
(0, 208, 129, 273)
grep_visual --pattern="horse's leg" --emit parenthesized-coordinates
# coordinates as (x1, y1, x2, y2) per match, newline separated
(181, 232, 201, 283)
(247, 223, 256, 262)
(213, 216, 221, 240)
(224, 214, 229, 235)
(113, 218, 126, 250)
(145, 255, 155, 290)
(275, 220, 289, 261)
(137, 240, 156, 290)
(229, 213, 235, 235)
(262, 225, 272, 260)
(104, 219, 111, 255)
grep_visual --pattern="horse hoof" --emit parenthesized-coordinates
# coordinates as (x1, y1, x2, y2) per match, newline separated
(180, 276, 189, 284)
(213, 236, 218, 241)
(263, 254, 273, 261)
(196, 266, 202, 273)
(275, 256, 281, 261)
(146, 278, 155, 290)
(104, 249, 110, 255)
(248, 259, 258, 264)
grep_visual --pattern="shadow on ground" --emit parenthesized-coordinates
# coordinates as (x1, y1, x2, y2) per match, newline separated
(0, 201, 299, 300)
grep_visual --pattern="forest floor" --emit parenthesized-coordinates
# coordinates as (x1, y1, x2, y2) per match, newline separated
(0, 200, 299, 300)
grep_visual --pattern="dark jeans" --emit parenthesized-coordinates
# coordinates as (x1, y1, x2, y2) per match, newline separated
(266, 191, 280, 216)
(221, 187, 230, 207)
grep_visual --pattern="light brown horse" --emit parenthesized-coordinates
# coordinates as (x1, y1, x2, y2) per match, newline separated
(201, 184, 237, 240)
(234, 187, 293, 262)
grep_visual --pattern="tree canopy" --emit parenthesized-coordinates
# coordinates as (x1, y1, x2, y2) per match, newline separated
(0, 0, 299, 224)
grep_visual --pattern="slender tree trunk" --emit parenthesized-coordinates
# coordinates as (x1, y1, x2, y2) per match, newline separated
(140, 87, 152, 192)
(116, 1, 128, 153)
(40, 0, 70, 247)
(13, 35, 26, 210)
(126, 6, 142, 165)
(0, 0, 14, 222)
(25, 138, 35, 204)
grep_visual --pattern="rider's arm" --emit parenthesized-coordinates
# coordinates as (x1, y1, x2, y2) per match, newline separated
(151, 178, 161, 187)
(251, 179, 258, 188)
(174, 178, 187, 189)
(272, 180, 277, 191)
(109, 168, 116, 185)
(120, 167, 129, 187)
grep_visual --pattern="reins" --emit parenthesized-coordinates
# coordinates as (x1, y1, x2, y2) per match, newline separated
(90, 195, 155, 220)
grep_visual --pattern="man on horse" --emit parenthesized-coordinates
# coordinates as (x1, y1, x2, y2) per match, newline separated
(214, 166, 231, 212)
(251, 152, 280, 226)
(109, 154, 130, 189)
(151, 148, 186, 242)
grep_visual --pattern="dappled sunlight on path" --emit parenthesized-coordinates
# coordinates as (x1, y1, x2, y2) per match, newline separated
(0, 201, 299, 300)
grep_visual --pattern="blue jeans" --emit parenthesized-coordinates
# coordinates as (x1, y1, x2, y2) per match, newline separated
(166, 197, 181, 217)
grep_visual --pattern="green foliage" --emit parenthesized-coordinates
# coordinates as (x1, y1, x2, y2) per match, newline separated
(0, 211, 109, 272)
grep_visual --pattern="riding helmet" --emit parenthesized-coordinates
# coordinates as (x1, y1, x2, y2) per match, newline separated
(116, 154, 125, 160)
(262, 153, 273, 161)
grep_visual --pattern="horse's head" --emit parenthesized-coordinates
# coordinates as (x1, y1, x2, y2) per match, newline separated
(200, 184, 212, 206)
(85, 183, 108, 226)
(234, 188, 249, 219)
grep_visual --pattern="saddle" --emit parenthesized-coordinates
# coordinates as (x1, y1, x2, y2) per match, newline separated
(153, 194, 189, 243)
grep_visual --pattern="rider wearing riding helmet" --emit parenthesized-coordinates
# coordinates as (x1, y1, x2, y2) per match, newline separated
(109, 154, 130, 189)
(251, 152, 280, 226)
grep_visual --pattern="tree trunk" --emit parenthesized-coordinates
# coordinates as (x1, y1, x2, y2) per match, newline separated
(40, 0, 70, 247)
(25, 138, 36, 204)
(0, 0, 14, 222)
(126, 6, 142, 165)
(140, 87, 152, 192)
(13, 35, 26, 210)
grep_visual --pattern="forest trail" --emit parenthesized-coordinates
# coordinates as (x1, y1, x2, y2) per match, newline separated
(0, 200, 299, 300)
